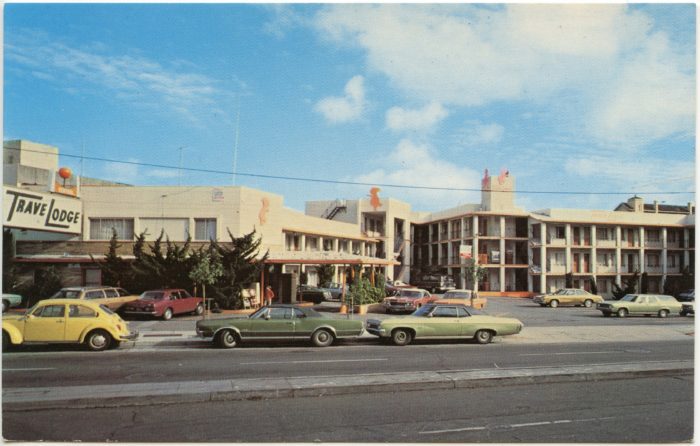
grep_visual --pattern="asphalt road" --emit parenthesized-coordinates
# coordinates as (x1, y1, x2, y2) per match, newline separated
(3, 374, 692, 442)
(2, 339, 693, 389)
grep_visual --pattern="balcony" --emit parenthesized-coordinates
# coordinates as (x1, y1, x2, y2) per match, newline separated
(645, 265, 662, 274)
(596, 239, 617, 248)
(644, 240, 663, 249)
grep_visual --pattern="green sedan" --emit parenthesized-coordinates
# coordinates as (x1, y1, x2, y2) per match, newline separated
(366, 303, 524, 346)
(196, 304, 365, 348)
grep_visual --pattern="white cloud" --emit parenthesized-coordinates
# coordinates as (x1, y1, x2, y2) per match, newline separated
(457, 121, 504, 146)
(385, 102, 448, 133)
(5, 30, 223, 123)
(315, 75, 366, 123)
(313, 4, 694, 147)
(98, 159, 140, 184)
(352, 139, 481, 210)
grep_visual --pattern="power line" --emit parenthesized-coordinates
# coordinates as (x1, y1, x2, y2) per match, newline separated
(4, 146, 695, 196)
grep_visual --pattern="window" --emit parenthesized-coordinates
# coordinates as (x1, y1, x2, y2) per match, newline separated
(269, 307, 293, 319)
(85, 290, 104, 300)
(195, 218, 217, 241)
(90, 218, 134, 240)
(104, 289, 119, 298)
(294, 309, 306, 318)
(432, 306, 458, 317)
(180, 290, 192, 298)
(117, 288, 131, 296)
(457, 307, 471, 317)
(669, 256, 677, 267)
(34, 305, 65, 318)
(69, 305, 96, 318)
(555, 226, 565, 239)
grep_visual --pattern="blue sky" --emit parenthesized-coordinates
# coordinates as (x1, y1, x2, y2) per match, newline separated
(4, 3, 696, 213)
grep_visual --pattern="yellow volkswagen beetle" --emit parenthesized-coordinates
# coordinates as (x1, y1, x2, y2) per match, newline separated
(2, 298, 138, 351)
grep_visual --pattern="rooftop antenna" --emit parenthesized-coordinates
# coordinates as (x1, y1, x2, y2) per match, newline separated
(232, 95, 241, 185)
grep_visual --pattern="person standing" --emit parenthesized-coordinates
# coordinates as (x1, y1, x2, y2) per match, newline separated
(264, 285, 275, 306)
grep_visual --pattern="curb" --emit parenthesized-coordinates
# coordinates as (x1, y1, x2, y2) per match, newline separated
(3, 360, 692, 411)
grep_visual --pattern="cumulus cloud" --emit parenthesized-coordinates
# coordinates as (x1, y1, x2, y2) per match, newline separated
(352, 139, 481, 210)
(457, 121, 504, 146)
(385, 102, 448, 133)
(314, 75, 366, 124)
(313, 4, 694, 147)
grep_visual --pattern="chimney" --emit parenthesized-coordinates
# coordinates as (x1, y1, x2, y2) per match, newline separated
(688, 202, 694, 215)
(654, 200, 659, 213)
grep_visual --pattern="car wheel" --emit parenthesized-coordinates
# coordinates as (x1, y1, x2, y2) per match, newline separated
(1, 300, 8, 313)
(215, 329, 239, 348)
(583, 299, 593, 308)
(549, 299, 559, 308)
(162, 308, 173, 321)
(2, 331, 11, 351)
(658, 309, 669, 318)
(86, 329, 112, 351)
(474, 329, 494, 344)
(617, 308, 628, 318)
(311, 329, 334, 347)
(194, 304, 204, 315)
(391, 328, 413, 346)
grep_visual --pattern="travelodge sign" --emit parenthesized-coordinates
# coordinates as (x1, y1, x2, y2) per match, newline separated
(3, 186, 82, 234)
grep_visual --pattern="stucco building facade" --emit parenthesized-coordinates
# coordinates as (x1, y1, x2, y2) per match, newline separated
(3, 140, 695, 298)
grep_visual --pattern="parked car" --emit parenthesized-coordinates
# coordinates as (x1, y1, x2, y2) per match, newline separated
(366, 303, 523, 346)
(2, 294, 23, 313)
(297, 285, 331, 304)
(533, 288, 604, 308)
(2, 298, 138, 351)
(411, 274, 456, 294)
(439, 289, 473, 303)
(677, 289, 695, 302)
(121, 289, 204, 320)
(196, 304, 365, 348)
(680, 300, 694, 317)
(321, 282, 348, 300)
(596, 294, 682, 318)
(383, 288, 436, 314)
(50, 286, 140, 311)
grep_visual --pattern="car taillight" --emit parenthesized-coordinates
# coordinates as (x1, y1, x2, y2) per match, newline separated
(116, 324, 123, 331)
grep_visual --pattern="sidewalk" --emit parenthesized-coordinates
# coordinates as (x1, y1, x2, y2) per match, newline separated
(4, 360, 692, 411)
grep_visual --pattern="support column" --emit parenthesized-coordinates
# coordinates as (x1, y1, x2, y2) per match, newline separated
(591, 224, 597, 276)
(565, 224, 572, 273)
(540, 223, 547, 293)
(639, 227, 645, 274)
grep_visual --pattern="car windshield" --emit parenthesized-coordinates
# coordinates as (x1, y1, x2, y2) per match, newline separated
(51, 289, 81, 299)
(620, 294, 638, 302)
(443, 292, 470, 299)
(399, 291, 423, 299)
(141, 291, 165, 300)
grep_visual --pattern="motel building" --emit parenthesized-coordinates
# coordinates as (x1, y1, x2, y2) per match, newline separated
(3, 140, 695, 300)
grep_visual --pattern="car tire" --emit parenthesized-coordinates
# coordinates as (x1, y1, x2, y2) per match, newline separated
(391, 328, 413, 346)
(194, 304, 204, 315)
(474, 329, 494, 344)
(583, 299, 593, 308)
(85, 329, 112, 351)
(162, 308, 173, 321)
(658, 309, 669, 318)
(215, 329, 239, 348)
(549, 299, 559, 308)
(1, 300, 8, 313)
(2, 331, 11, 351)
(311, 329, 334, 347)
(617, 308, 628, 318)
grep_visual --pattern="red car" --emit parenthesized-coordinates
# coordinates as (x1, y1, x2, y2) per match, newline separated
(383, 288, 436, 314)
(121, 289, 204, 320)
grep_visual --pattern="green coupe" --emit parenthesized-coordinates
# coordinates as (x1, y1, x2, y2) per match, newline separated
(195, 304, 365, 348)
(366, 303, 523, 346)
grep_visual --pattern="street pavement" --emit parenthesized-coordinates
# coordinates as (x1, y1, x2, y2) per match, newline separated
(3, 297, 695, 412)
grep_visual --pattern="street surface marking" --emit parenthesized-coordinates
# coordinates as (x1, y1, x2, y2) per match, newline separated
(3, 367, 55, 372)
(240, 358, 388, 365)
(419, 416, 617, 435)
(519, 351, 621, 356)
